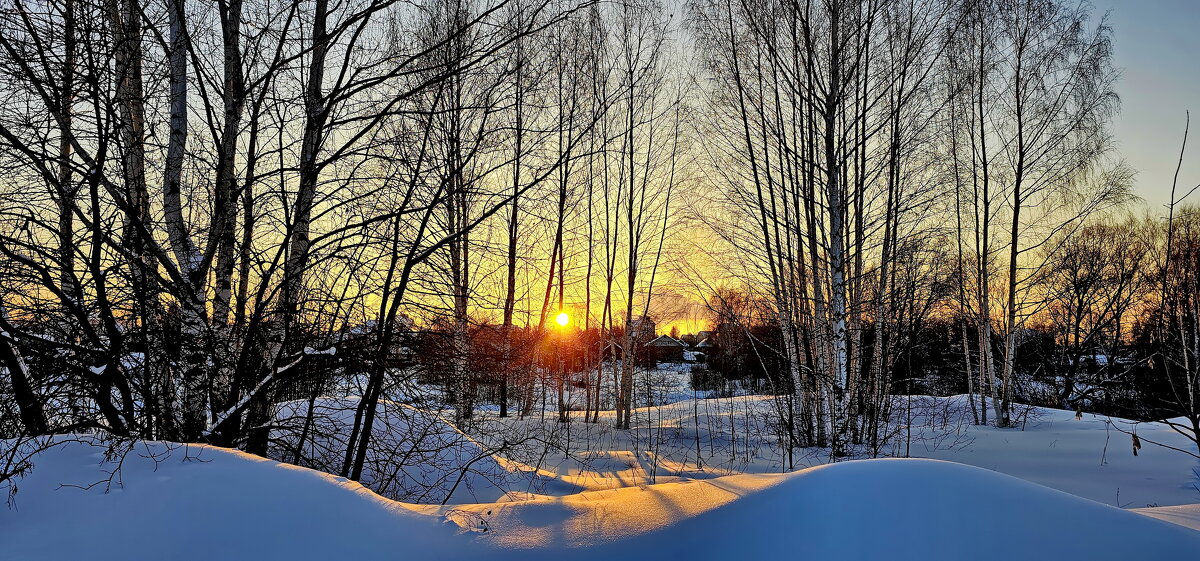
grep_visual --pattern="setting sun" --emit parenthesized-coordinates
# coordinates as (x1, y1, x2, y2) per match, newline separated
(555, 311, 570, 327)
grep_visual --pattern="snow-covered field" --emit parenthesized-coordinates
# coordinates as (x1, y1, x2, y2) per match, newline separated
(467, 390, 1200, 508)
(909, 397, 1200, 508)
(3, 370, 1199, 560)
(3, 436, 1198, 560)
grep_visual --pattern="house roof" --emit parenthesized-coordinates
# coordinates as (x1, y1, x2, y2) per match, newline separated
(646, 335, 687, 347)
(694, 337, 713, 348)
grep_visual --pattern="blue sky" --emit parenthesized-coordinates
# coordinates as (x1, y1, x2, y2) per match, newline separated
(1092, 0, 1200, 211)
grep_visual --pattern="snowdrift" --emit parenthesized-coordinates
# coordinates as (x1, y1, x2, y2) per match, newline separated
(3, 438, 1198, 561)
(463, 458, 1200, 560)
(0, 437, 478, 560)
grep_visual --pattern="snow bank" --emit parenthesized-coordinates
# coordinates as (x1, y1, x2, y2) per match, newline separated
(0, 437, 479, 561)
(4, 440, 1197, 561)
(452, 458, 1200, 560)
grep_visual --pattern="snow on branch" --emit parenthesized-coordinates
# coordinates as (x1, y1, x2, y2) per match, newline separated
(203, 346, 337, 437)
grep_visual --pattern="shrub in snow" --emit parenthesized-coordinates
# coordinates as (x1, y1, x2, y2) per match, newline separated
(268, 397, 523, 503)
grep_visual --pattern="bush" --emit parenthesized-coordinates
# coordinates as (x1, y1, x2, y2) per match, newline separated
(689, 368, 725, 392)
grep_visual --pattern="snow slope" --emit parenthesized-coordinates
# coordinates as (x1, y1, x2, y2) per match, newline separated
(1138, 503, 1200, 531)
(448, 458, 1200, 560)
(3, 437, 1199, 561)
(0, 437, 480, 561)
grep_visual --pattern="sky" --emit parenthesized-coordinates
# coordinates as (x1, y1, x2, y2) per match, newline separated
(1091, 0, 1200, 212)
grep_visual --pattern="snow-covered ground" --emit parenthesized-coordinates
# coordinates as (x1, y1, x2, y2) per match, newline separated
(3, 368, 1199, 559)
(0, 437, 476, 560)
(437, 459, 1200, 558)
(268, 397, 577, 503)
(3, 436, 1198, 560)
(908, 396, 1200, 508)
(465, 391, 1200, 508)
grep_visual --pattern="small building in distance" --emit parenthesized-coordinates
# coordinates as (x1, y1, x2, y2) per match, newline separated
(645, 334, 688, 364)
(643, 330, 715, 365)
(690, 335, 713, 363)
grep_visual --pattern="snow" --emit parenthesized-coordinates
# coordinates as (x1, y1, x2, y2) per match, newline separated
(3, 438, 1199, 561)
(269, 397, 572, 503)
(289, 369, 1199, 508)
(5, 369, 1200, 559)
(446, 459, 1200, 559)
(462, 391, 1200, 507)
(1136, 503, 1200, 531)
(904, 396, 1200, 508)
(0, 437, 477, 561)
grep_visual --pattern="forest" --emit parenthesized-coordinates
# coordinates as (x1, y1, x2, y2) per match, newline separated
(1, 0, 1200, 557)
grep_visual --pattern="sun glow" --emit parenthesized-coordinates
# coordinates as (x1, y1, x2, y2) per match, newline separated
(555, 311, 570, 327)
